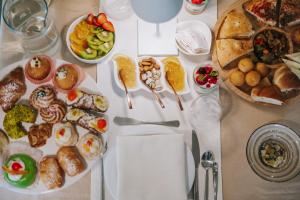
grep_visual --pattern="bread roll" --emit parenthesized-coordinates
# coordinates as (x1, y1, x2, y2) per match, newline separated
(39, 156, 64, 189)
(245, 71, 261, 87)
(251, 86, 284, 105)
(57, 146, 85, 176)
(230, 70, 245, 86)
(238, 58, 254, 73)
(256, 62, 269, 77)
(273, 66, 300, 92)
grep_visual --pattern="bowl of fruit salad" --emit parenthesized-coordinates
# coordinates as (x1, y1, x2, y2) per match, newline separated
(66, 12, 116, 64)
(193, 63, 219, 93)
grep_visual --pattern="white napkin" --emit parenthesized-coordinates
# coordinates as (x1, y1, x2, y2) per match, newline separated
(116, 134, 187, 200)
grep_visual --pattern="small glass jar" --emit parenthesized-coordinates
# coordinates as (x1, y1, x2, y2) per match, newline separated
(185, 0, 208, 15)
(193, 62, 219, 94)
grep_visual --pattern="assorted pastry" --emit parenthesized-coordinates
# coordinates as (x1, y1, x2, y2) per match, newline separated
(0, 55, 109, 191)
(214, 0, 300, 105)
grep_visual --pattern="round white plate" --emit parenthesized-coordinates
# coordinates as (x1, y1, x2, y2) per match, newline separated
(104, 134, 195, 200)
(0, 58, 108, 194)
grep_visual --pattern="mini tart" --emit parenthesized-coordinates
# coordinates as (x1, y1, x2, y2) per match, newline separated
(53, 122, 78, 146)
(77, 133, 102, 160)
(53, 64, 85, 93)
(2, 154, 37, 188)
(25, 55, 55, 84)
(40, 100, 67, 124)
(30, 85, 57, 110)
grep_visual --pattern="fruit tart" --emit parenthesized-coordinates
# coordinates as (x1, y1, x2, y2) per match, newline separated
(53, 122, 78, 146)
(77, 133, 103, 160)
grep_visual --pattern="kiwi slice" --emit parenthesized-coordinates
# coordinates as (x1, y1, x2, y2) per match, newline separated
(96, 31, 114, 42)
(87, 36, 103, 46)
(98, 41, 114, 54)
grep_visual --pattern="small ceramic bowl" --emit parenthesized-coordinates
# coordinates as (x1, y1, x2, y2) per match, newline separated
(193, 62, 219, 93)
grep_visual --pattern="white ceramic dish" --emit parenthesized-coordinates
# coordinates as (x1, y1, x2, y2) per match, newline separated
(66, 14, 116, 64)
(0, 58, 108, 194)
(103, 133, 195, 200)
(112, 55, 190, 95)
(176, 20, 212, 56)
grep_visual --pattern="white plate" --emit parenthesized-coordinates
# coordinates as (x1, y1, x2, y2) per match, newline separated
(104, 133, 195, 200)
(0, 58, 109, 194)
(176, 20, 212, 56)
(112, 55, 190, 95)
(66, 14, 117, 64)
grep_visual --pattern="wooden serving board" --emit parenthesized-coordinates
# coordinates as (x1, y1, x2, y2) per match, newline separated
(212, 0, 300, 106)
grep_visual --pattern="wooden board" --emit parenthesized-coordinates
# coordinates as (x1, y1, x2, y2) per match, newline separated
(212, 0, 300, 106)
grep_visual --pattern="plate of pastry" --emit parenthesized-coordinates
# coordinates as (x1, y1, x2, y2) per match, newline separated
(212, 0, 300, 106)
(0, 55, 109, 194)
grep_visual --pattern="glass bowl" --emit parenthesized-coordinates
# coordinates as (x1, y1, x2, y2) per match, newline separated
(246, 123, 300, 182)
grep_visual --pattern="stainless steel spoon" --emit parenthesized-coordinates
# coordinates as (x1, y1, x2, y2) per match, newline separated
(201, 151, 215, 200)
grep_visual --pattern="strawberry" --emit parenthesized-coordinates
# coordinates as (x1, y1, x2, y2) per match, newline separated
(191, 0, 204, 4)
(97, 119, 107, 129)
(68, 90, 77, 101)
(86, 13, 94, 25)
(102, 21, 115, 32)
(96, 13, 108, 25)
(93, 17, 101, 26)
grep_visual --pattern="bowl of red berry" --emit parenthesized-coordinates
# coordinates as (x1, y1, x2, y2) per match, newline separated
(193, 63, 219, 93)
(185, 0, 208, 15)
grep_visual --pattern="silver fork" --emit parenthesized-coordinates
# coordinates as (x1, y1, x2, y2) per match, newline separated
(113, 116, 180, 127)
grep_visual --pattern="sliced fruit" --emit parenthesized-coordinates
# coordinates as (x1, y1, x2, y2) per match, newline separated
(87, 35, 103, 46)
(80, 48, 97, 60)
(96, 31, 114, 42)
(97, 49, 106, 57)
(96, 13, 108, 25)
(89, 44, 102, 50)
(98, 41, 114, 54)
(71, 43, 85, 56)
(102, 21, 114, 32)
(93, 17, 101, 27)
(91, 26, 104, 34)
(86, 13, 94, 25)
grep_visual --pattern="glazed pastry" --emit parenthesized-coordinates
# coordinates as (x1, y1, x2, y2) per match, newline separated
(53, 122, 78, 146)
(30, 85, 56, 109)
(0, 130, 9, 155)
(66, 108, 108, 134)
(66, 89, 109, 113)
(53, 64, 84, 93)
(3, 104, 37, 139)
(238, 58, 254, 73)
(57, 146, 85, 176)
(0, 67, 26, 112)
(77, 133, 102, 160)
(2, 154, 37, 188)
(28, 123, 52, 148)
(39, 156, 64, 189)
(245, 71, 261, 87)
(24, 55, 55, 84)
(230, 70, 245, 87)
(40, 100, 67, 124)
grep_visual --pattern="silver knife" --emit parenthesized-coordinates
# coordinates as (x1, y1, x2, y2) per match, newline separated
(192, 130, 200, 200)
(213, 162, 218, 200)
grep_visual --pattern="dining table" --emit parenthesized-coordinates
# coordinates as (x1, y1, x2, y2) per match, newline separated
(1, 0, 300, 200)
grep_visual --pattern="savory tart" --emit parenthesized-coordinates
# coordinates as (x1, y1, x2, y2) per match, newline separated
(66, 89, 109, 113)
(216, 39, 253, 67)
(53, 64, 84, 93)
(40, 100, 67, 124)
(243, 0, 277, 26)
(25, 55, 55, 84)
(66, 108, 108, 134)
(30, 85, 57, 110)
(57, 146, 85, 177)
(28, 123, 52, 148)
(77, 133, 103, 160)
(219, 9, 254, 39)
(3, 104, 37, 139)
(53, 122, 78, 146)
(280, 0, 300, 27)
(0, 67, 26, 112)
(2, 154, 37, 188)
(253, 27, 293, 65)
(39, 156, 64, 189)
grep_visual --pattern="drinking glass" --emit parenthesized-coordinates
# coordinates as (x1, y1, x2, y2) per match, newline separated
(102, 0, 133, 20)
(2, 0, 59, 55)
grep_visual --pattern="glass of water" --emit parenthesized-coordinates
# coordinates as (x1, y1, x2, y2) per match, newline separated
(2, 0, 59, 55)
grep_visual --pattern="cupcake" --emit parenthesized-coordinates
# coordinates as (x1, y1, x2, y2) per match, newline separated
(29, 85, 57, 110)
(77, 133, 103, 160)
(53, 122, 78, 146)
(53, 64, 84, 93)
(40, 100, 67, 124)
(25, 55, 55, 84)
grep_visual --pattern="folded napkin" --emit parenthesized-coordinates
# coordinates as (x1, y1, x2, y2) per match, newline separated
(116, 134, 187, 200)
